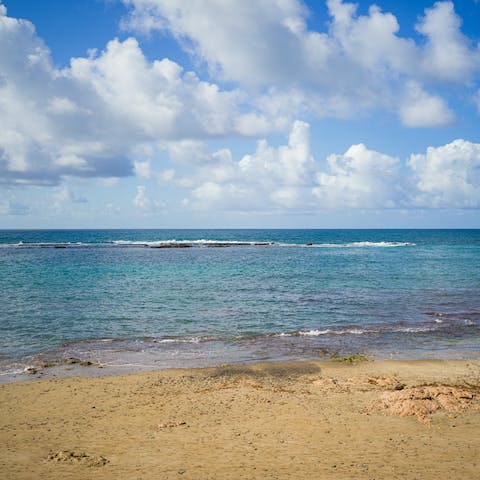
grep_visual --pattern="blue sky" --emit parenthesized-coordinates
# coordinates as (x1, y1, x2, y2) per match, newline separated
(0, 0, 479, 228)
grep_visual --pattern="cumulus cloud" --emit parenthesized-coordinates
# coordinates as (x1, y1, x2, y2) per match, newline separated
(165, 140, 210, 164)
(313, 144, 400, 208)
(158, 168, 175, 183)
(134, 159, 152, 179)
(0, 8, 132, 185)
(121, 0, 311, 87)
(184, 121, 316, 210)
(2, 1, 480, 216)
(176, 121, 402, 211)
(408, 140, 480, 207)
(68, 38, 255, 138)
(399, 82, 455, 127)
(172, 122, 480, 211)
(133, 185, 162, 211)
(49, 184, 87, 213)
(326, 0, 416, 74)
(416, 1, 479, 82)
(122, 0, 480, 124)
(53, 185, 87, 204)
(0, 7, 269, 186)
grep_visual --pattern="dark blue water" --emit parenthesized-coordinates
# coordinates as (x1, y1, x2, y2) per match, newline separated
(0, 229, 479, 376)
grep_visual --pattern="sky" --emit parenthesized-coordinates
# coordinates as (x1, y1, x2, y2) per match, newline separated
(0, 0, 479, 229)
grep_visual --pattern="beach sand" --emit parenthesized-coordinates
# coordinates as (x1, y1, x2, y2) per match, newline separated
(1, 359, 480, 479)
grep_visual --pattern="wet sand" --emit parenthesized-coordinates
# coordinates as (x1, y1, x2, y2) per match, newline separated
(1, 359, 479, 479)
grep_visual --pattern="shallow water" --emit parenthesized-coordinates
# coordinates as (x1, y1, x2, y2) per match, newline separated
(1, 229, 479, 378)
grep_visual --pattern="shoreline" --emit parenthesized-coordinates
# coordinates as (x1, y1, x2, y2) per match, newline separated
(1, 358, 479, 479)
(3, 346, 480, 385)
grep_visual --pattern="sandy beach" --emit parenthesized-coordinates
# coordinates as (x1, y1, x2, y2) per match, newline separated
(1, 359, 479, 479)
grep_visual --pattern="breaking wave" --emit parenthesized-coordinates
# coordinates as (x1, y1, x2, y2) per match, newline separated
(8, 239, 415, 249)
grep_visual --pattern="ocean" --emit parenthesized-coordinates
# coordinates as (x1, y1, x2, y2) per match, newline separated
(1, 229, 479, 380)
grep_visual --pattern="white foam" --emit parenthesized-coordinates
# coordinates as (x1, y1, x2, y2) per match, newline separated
(344, 241, 414, 247)
(299, 328, 371, 336)
(280, 323, 437, 337)
(0, 367, 25, 376)
(112, 239, 273, 247)
(394, 326, 435, 333)
(6, 239, 415, 249)
(299, 329, 333, 336)
(154, 337, 202, 344)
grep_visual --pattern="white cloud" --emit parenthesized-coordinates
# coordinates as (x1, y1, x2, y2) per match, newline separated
(122, 0, 480, 122)
(53, 185, 72, 203)
(165, 139, 210, 164)
(133, 185, 162, 211)
(0, 11, 129, 184)
(416, 1, 479, 82)
(313, 144, 400, 208)
(187, 121, 315, 210)
(270, 188, 300, 208)
(326, 0, 416, 74)
(122, 0, 310, 87)
(408, 139, 480, 208)
(97, 177, 119, 187)
(133, 185, 150, 209)
(158, 168, 175, 183)
(0, 9, 271, 186)
(68, 37, 254, 138)
(53, 185, 87, 205)
(176, 121, 480, 211)
(399, 82, 455, 127)
(47, 96, 81, 114)
(2, 0, 480, 218)
(104, 202, 121, 215)
(192, 181, 224, 205)
(238, 120, 315, 187)
(54, 154, 90, 170)
(181, 121, 401, 211)
(134, 159, 152, 179)
(49, 184, 87, 214)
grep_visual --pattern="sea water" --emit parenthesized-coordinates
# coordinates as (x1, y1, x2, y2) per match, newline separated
(0, 229, 479, 378)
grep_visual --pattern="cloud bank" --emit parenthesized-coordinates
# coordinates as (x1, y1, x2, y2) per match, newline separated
(161, 122, 480, 211)
(1, 1, 479, 215)
(122, 0, 479, 124)
(0, 5, 268, 185)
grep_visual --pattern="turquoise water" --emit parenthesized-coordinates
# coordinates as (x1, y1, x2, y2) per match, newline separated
(0, 229, 479, 375)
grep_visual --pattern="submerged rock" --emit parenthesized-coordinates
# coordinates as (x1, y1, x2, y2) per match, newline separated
(149, 243, 191, 248)
(64, 357, 81, 365)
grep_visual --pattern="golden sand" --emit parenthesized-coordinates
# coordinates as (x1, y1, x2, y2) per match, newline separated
(1, 359, 480, 479)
